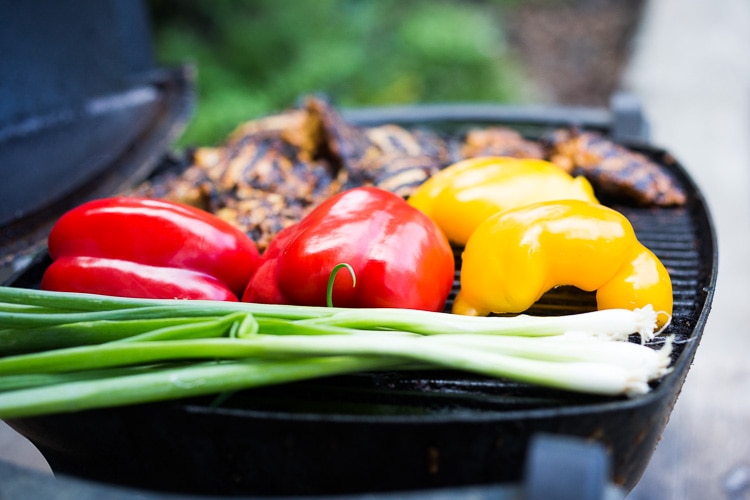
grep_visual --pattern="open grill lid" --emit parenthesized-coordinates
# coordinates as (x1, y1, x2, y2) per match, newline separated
(0, 0, 194, 283)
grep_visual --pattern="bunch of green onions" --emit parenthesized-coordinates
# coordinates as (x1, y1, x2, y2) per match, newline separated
(0, 286, 672, 419)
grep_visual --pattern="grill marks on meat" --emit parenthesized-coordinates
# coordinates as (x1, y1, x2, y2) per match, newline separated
(461, 126, 686, 207)
(131, 97, 687, 251)
(545, 128, 687, 206)
(339, 126, 450, 196)
(350, 152, 445, 195)
(461, 127, 545, 159)
(218, 137, 335, 202)
(358, 126, 451, 195)
(214, 191, 307, 250)
(187, 106, 344, 250)
(130, 106, 339, 250)
(130, 96, 452, 250)
(208, 134, 338, 249)
(308, 98, 450, 197)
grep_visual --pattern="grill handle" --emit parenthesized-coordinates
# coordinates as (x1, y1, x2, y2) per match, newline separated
(610, 90, 651, 144)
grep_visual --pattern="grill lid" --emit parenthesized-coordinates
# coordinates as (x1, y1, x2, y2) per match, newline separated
(0, 0, 194, 282)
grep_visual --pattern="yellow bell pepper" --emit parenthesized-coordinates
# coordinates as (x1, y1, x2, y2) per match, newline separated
(407, 156, 598, 245)
(453, 200, 673, 327)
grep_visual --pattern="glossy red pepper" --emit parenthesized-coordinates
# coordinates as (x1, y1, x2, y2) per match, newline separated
(41, 256, 239, 301)
(242, 187, 455, 311)
(44, 197, 260, 299)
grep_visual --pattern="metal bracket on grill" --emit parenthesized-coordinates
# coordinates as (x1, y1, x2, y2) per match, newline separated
(524, 434, 625, 500)
(610, 90, 651, 144)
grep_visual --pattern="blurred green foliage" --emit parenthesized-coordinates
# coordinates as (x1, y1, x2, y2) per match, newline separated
(147, 0, 530, 146)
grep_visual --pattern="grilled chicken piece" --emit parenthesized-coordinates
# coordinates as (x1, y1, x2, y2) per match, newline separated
(127, 163, 219, 212)
(303, 97, 373, 172)
(128, 105, 338, 252)
(545, 128, 687, 206)
(131, 97, 687, 255)
(191, 110, 339, 250)
(224, 108, 326, 166)
(215, 136, 337, 203)
(461, 127, 545, 159)
(213, 189, 313, 251)
(307, 97, 450, 197)
(186, 97, 453, 250)
(366, 125, 449, 159)
(350, 126, 451, 197)
(347, 152, 445, 196)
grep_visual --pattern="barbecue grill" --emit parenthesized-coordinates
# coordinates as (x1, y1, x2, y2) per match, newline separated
(0, 1, 716, 498)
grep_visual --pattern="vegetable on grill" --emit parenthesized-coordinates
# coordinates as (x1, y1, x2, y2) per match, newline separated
(41, 257, 239, 302)
(242, 186, 455, 312)
(544, 128, 687, 206)
(453, 199, 673, 326)
(0, 286, 673, 418)
(43, 197, 261, 299)
(407, 156, 598, 245)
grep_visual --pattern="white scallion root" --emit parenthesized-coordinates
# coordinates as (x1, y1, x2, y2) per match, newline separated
(623, 335, 674, 397)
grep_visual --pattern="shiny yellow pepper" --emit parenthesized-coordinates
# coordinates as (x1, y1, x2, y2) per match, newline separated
(453, 200, 673, 327)
(407, 156, 598, 245)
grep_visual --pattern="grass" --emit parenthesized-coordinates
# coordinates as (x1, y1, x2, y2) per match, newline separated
(147, 0, 532, 146)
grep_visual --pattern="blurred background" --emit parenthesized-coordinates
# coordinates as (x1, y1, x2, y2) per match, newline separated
(146, 0, 643, 146)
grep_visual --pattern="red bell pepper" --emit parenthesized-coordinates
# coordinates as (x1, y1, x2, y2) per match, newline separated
(41, 256, 239, 301)
(242, 187, 455, 311)
(43, 197, 260, 300)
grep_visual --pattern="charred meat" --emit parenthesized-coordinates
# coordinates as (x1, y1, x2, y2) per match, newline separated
(130, 96, 454, 250)
(130, 97, 687, 253)
(129, 104, 337, 251)
(544, 128, 687, 206)
(460, 127, 545, 160)
(307, 98, 450, 197)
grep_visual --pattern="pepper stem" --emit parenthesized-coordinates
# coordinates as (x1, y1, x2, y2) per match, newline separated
(327, 263, 356, 308)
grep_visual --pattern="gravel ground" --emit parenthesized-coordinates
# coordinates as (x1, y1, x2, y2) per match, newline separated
(506, 0, 645, 106)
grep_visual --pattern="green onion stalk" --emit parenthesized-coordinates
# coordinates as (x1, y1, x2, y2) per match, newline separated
(0, 285, 673, 419)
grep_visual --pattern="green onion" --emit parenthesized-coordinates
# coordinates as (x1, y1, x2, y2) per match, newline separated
(326, 262, 356, 307)
(0, 357, 398, 419)
(0, 332, 672, 379)
(298, 306, 661, 341)
(0, 286, 673, 418)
